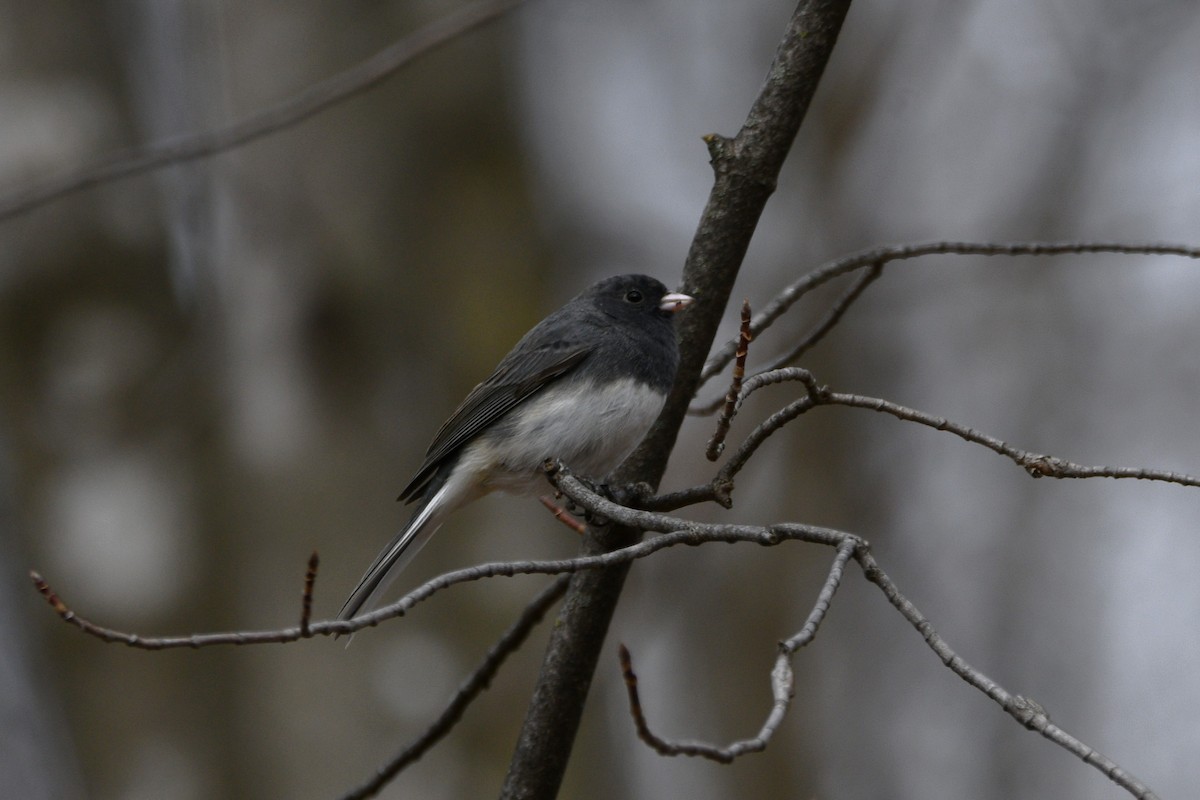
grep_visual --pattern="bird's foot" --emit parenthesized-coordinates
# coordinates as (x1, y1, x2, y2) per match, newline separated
(565, 478, 652, 525)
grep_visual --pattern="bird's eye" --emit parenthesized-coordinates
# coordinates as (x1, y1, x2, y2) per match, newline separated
(625, 289, 643, 304)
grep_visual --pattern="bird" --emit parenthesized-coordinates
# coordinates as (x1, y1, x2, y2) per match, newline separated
(338, 274, 694, 621)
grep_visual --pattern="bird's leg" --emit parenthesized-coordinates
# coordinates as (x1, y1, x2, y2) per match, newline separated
(542, 460, 650, 525)
(602, 481, 653, 508)
(556, 474, 607, 525)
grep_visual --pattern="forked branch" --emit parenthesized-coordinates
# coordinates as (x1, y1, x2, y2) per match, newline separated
(31, 469, 1163, 800)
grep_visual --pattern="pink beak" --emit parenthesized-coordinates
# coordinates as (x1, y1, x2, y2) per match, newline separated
(659, 292, 695, 313)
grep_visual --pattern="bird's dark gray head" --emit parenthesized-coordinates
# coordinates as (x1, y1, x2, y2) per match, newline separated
(584, 274, 693, 323)
(565, 274, 693, 393)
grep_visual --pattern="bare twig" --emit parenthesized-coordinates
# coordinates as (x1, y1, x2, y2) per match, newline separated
(619, 539, 856, 763)
(30, 571, 70, 617)
(32, 470, 1160, 799)
(340, 575, 570, 800)
(691, 262, 882, 416)
(30, 566, 330, 649)
(639, 482, 734, 512)
(0, 0, 528, 223)
(699, 241, 1200, 386)
(565, 475, 1160, 799)
(716, 367, 1200, 490)
(762, 260, 883, 375)
(300, 551, 319, 637)
(716, 391, 819, 485)
(25, 493, 837, 649)
(856, 548, 1159, 800)
(705, 300, 753, 459)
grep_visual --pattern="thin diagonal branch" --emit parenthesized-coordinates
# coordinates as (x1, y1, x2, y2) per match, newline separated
(27, 491, 846, 650)
(760, 260, 883, 376)
(691, 262, 882, 416)
(855, 547, 1158, 800)
(700, 241, 1200, 385)
(716, 367, 1200, 490)
(340, 575, 570, 800)
(0, 0, 527, 223)
(705, 299, 753, 459)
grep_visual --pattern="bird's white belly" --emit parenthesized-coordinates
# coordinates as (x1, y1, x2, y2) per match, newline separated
(460, 377, 667, 496)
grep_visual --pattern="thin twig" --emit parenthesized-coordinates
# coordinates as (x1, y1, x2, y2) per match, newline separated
(31, 471, 1161, 799)
(26, 498, 846, 649)
(619, 539, 856, 762)
(716, 391, 819, 484)
(551, 476, 1158, 798)
(691, 263, 882, 416)
(699, 241, 1200, 387)
(0, 0, 528, 223)
(340, 575, 571, 800)
(300, 551, 319, 638)
(716, 367, 1200, 490)
(763, 261, 883, 375)
(854, 547, 1159, 800)
(639, 482, 733, 512)
(30, 571, 71, 617)
(705, 300, 753, 459)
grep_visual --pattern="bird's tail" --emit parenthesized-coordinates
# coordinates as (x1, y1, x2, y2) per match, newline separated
(337, 483, 452, 622)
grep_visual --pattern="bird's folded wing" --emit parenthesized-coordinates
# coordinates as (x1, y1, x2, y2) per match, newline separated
(397, 342, 592, 502)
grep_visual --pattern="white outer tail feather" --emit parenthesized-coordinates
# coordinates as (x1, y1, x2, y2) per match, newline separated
(338, 481, 452, 622)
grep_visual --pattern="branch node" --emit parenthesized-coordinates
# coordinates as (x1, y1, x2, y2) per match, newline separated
(769, 654, 795, 702)
(1008, 695, 1051, 729)
(701, 132, 735, 165)
(1024, 454, 1066, 478)
(712, 480, 735, 509)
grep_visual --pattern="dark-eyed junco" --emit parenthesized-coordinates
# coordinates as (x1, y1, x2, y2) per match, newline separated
(338, 274, 694, 621)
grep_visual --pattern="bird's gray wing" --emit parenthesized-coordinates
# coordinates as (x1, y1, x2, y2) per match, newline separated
(397, 340, 592, 502)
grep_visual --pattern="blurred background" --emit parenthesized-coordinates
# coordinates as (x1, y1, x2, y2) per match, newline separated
(2, 1, 1199, 798)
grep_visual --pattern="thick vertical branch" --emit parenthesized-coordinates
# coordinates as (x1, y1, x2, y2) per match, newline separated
(499, 2, 854, 798)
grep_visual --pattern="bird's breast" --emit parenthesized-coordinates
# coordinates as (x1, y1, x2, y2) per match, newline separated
(471, 377, 667, 495)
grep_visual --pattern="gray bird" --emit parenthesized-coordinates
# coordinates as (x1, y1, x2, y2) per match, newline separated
(339, 274, 693, 621)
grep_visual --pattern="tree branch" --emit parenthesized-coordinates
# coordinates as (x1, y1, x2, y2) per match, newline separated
(299, 551, 319, 638)
(699, 240, 1200, 386)
(704, 299, 753, 459)
(713, 367, 1200, 491)
(692, 262, 882, 416)
(32, 469, 1162, 799)
(857, 547, 1158, 800)
(0, 0, 528, 223)
(618, 539, 856, 763)
(340, 575, 571, 800)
